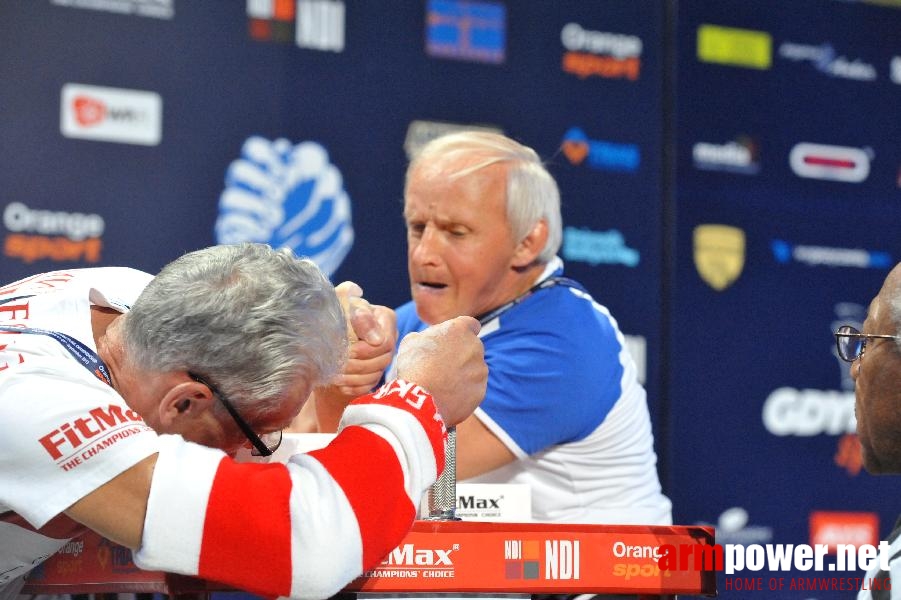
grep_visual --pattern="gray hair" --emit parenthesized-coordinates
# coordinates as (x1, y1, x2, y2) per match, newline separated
(122, 243, 347, 421)
(405, 131, 562, 263)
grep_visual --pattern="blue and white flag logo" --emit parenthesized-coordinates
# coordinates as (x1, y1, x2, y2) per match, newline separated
(215, 136, 354, 276)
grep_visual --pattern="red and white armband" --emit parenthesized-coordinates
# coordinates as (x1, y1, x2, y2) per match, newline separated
(133, 379, 445, 600)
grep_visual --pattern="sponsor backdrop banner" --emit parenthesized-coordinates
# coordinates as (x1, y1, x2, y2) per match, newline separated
(669, 0, 901, 597)
(1, 1, 900, 596)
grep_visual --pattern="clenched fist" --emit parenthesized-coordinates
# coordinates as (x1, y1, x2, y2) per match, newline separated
(394, 316, 487, 426)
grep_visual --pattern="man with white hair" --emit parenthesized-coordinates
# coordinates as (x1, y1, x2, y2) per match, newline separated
(391, 131, 672, 528)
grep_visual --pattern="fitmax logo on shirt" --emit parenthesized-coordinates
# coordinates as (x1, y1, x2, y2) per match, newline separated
(39, 405, 146, 463)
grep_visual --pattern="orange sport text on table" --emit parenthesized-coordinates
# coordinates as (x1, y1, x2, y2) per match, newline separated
(22, 520, 717, 597)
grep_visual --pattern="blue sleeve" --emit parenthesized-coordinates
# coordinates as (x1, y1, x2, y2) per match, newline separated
(479, 286, 626, 455)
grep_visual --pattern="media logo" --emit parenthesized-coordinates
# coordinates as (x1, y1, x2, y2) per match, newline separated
(247, 0, 294, 42)
(505, 539, 580, 581)
(699, 507, 774, 546)
(692, 224, 745, 291)
(505, 539, 540, 579)
(51, 0, 173, 19)
(297, 0, 345, 51)
(446, 483, 530, 521)
(3, 202, 105, 264)
(692, 137, 760, 174)
(426, 0, 506, 64)
(57, 540, 85, 560)
(696, 24, 772, 70)
(248, 0, 345, 51)
(365, 542, 458, 578)
(97, 537, 143, 574)
(215, 136, 354, 277)
(789, 142, 871, 183)
(404, 120, 503, 160)
(560, 127, 640, 173)
(810, 511, 879, 551)
(772, 239, 891, 269)
(562, 226, 639, 267)
(779, 42, 877, 82)
(762, 387, 856, 436)
(892, 56, 901, 84)
(610, 541, 670, 583)
(60, 84, 162, 146)
(560, 23, 642, 81)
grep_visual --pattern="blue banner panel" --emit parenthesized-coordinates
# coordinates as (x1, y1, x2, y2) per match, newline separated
(669, 0, 901, 596)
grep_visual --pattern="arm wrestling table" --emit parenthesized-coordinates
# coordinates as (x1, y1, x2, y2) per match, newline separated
(22, 431, 716, 598)
(21, 521, 715, 598)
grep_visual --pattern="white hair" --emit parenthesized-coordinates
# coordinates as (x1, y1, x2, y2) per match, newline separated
(405, 131, 562, 262)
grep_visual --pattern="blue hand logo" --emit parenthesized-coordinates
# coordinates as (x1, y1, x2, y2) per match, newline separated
(215, 136, 354, 277)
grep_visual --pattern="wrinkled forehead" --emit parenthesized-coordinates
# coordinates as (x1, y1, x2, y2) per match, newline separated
(410, 151, 508, 186)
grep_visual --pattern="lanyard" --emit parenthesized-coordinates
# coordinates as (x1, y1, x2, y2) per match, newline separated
(0, 325, 112, 386)
(473, 276, 585, 325)
(0, 295, 35, 306)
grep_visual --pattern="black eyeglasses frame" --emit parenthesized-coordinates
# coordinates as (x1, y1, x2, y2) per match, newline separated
(188, 371, 281, 457)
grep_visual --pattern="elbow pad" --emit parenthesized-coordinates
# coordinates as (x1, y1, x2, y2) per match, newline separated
(134, 379, 446, 599)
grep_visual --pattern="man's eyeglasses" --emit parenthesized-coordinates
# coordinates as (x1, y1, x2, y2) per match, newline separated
(188, 372, 282, 456)
(833, 325, 901, 363)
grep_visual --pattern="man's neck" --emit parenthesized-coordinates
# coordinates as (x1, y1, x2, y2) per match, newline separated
(475, 261, 553, 323)
(93, 307, 126, 393)
(90, 305, 121, 349)
(509, 261, 553, 298)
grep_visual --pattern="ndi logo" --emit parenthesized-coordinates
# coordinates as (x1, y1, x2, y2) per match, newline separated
(505, 539, 540, 579)
(215, 136, 354, 277)
(247, 0, 345, 50)
(504, 539, 580, 580)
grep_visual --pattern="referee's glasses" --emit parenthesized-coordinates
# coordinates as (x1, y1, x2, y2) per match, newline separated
(188, 372, 282, 456)
(833, 325, 901, 363)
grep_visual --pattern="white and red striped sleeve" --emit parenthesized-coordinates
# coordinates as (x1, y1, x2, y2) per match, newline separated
(132, 379, 446, 600)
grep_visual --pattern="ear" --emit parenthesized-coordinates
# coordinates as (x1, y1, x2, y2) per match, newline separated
(157, 378, 215, 428)
(511, 219, 549, 268)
